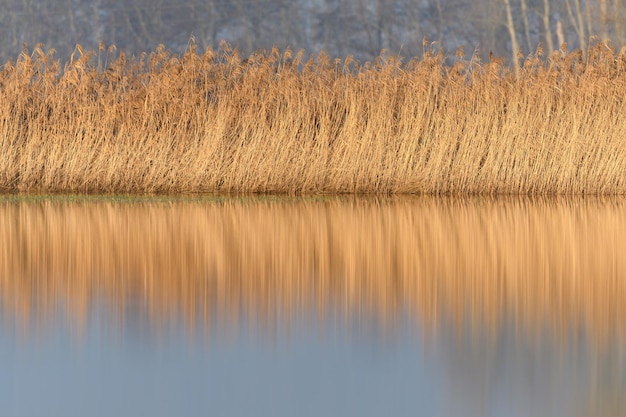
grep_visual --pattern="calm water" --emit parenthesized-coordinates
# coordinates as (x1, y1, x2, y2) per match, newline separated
(1, 196, 625, 417)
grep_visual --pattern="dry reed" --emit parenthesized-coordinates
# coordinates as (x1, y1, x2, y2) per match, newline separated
(1, 41, 626, 194)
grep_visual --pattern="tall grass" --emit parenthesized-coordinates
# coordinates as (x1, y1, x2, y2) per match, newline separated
(1, 41, 626, 194)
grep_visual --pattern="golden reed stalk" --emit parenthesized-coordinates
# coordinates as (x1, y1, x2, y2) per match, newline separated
(1, 42, 626, 194)
(1, 196, 625, 348)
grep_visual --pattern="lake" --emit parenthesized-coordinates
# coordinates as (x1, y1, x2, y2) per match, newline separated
(1, 195, 625, 416)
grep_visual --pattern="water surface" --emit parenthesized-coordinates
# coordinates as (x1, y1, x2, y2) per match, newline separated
(1, 196, 625, 416)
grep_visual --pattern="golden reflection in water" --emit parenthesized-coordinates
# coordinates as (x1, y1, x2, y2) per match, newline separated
(1, 196, 625, 348)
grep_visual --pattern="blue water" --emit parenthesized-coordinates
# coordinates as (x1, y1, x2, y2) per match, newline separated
(3, 303, 624, 417)
(2, 307, 442, 417)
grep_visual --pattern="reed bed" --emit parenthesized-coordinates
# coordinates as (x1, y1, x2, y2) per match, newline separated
(1, 196, 625, 349)
(1, 41, 626, 194)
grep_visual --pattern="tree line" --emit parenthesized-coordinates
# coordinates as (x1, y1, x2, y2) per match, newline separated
(0, 0, 623, 65)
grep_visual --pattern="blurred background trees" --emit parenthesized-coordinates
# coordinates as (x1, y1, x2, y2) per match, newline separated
(0, 0, 624, 64)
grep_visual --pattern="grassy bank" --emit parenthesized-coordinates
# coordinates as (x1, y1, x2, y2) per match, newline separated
(1, 42, 626, 194)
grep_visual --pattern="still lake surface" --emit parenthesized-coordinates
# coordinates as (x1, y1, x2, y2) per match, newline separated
(1, 195, 625, 417)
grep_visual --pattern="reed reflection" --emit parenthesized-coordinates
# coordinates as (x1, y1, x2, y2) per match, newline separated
(2, 197, 626, 338)
(2, 195, 626, 414)
(1, 196, 626, 343)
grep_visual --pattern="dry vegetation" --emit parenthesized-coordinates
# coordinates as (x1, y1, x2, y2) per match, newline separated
(1, 41, 626, 194)
(2, 196, 625, 348)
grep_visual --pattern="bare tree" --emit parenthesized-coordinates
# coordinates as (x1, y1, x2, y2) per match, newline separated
(564, 0, 587, 54)
(504, 0, 520, 76)
(519, 0, 533, 53)
(611, 0, 625, 45)
(542, 0, 555, 55)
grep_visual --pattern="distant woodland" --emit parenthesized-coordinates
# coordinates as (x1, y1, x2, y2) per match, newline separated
(0, 0, 624, 64)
